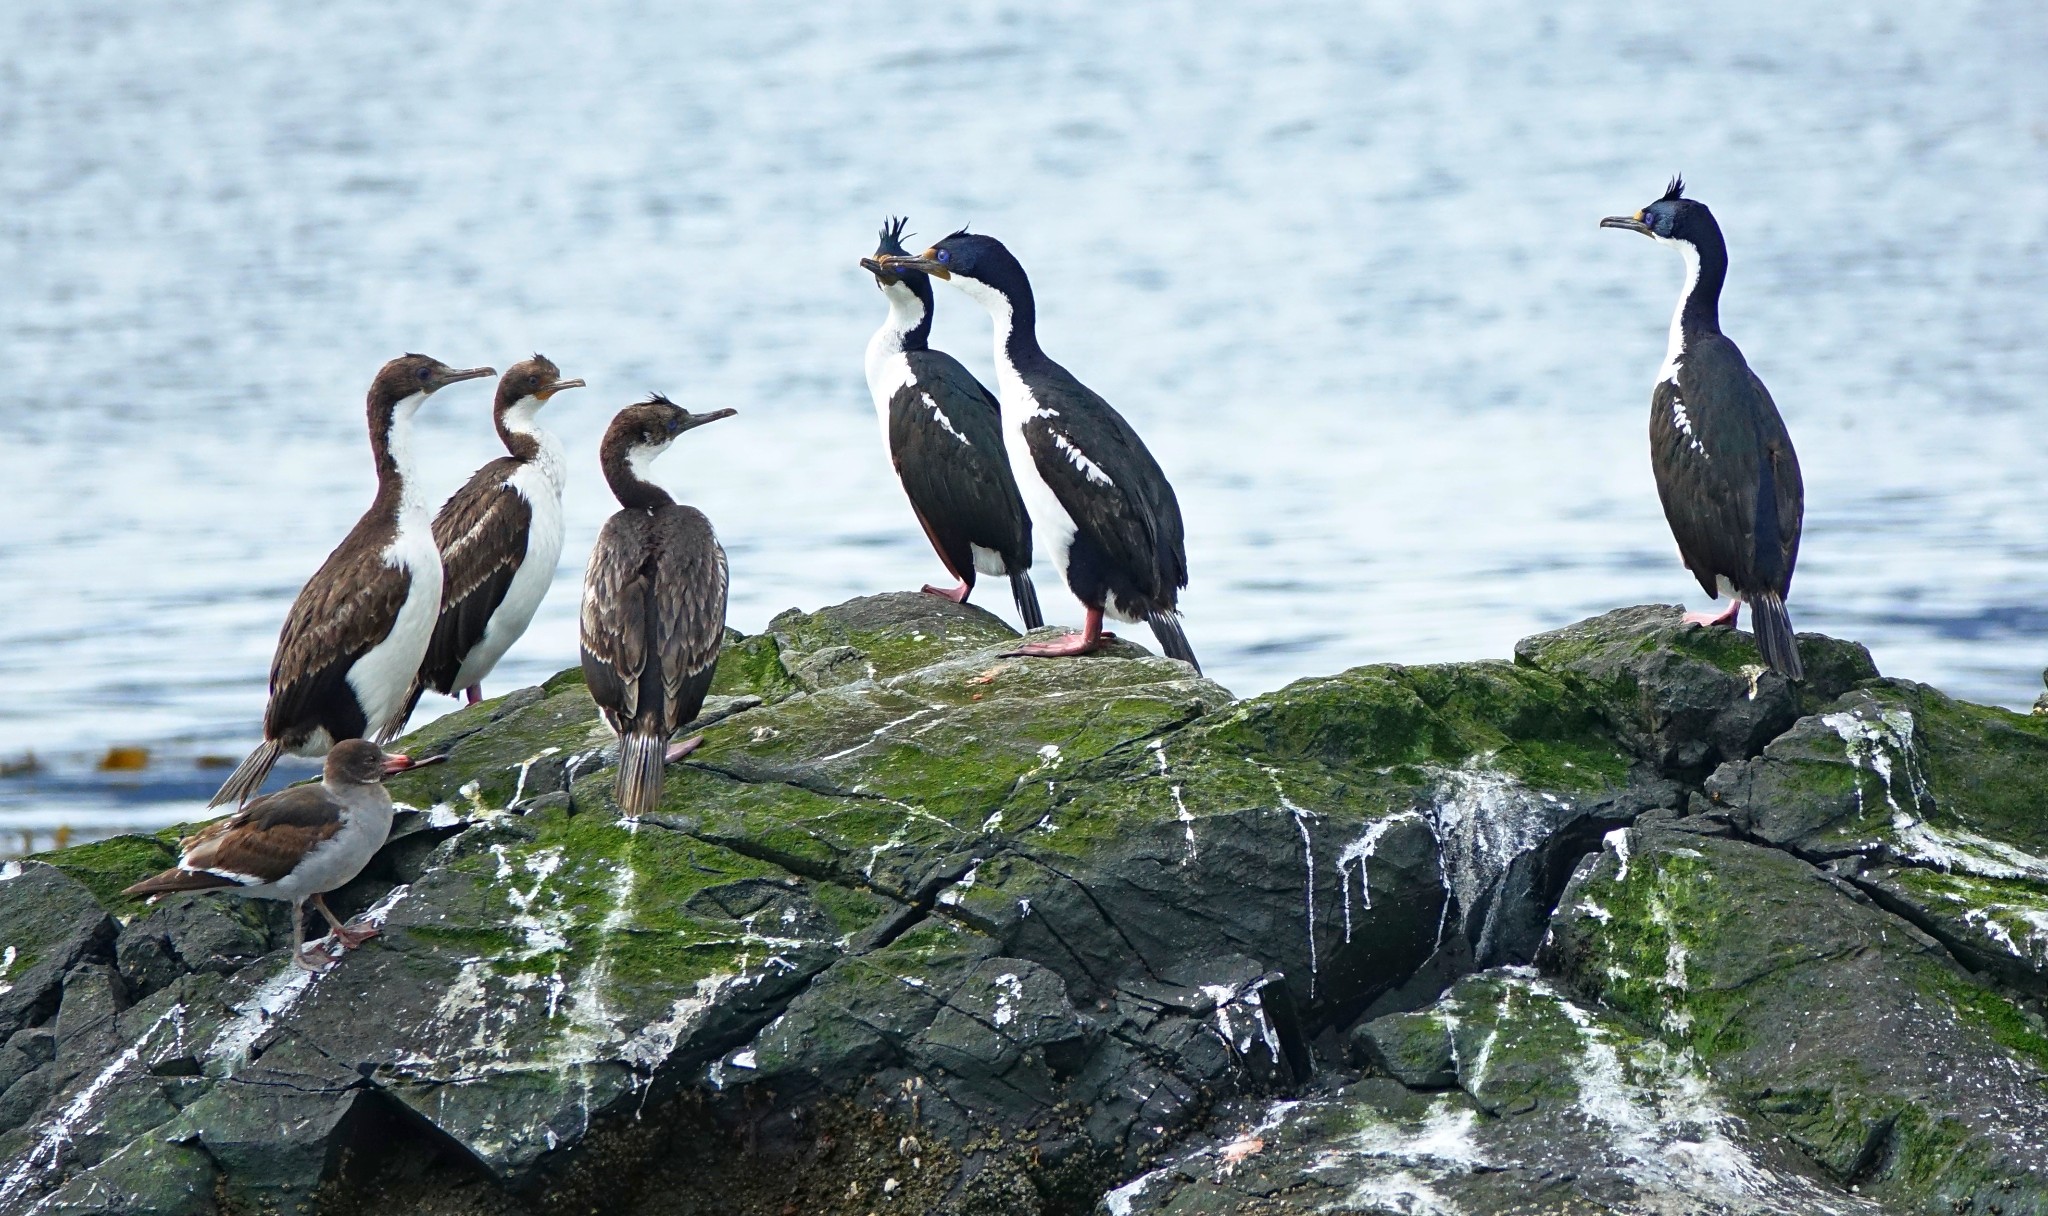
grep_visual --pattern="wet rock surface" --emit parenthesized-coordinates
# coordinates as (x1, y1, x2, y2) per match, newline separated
(2, 596, 2044, 1215)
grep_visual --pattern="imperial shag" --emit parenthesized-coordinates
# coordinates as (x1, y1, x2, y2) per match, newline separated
(130, 740, 438, 970)
(1603, 177, 1805, 679)
(211, 354, 495, 807)
(410, 354, 585, 711)
(580, 396, 735, 817)
(860, 217, 1042, 628)
(877, 231, 1198, 671)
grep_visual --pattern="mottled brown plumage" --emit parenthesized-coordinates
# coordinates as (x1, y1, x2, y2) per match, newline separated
(579, 397, 735, 816)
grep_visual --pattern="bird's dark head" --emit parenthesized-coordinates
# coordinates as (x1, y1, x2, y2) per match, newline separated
(874, 228, 1032, 312)
(370, 354, 496, 410)
(607, 393, 735, 459)
(324, 739, 425, 786)
(495, 353, 585, 414)
(860, 216, 936, 316)
(1600, 176, 1718, 247)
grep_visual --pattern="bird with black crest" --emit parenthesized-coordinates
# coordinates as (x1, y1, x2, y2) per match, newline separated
(860, 217, 1042, 629)
(580, 395, 735, 816)
(876, 229, 1198, 671)
(1602, 177, 1806, 680)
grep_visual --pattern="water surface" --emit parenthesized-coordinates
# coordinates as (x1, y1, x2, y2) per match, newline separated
(2, 1, 2044, 849)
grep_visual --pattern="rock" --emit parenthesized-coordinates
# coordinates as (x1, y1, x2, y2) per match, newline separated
(5, 597, 2048, 1215)
(1110, 969, 1879, 1215)
(1706, 680, 2048, 989)
(1544, 820, 2048, 1213)
(0, 862, 118, 1043)
(1515, 604, 1877, 778)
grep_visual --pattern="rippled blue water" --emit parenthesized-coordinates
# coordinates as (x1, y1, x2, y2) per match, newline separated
(2, 1, 2044, 848)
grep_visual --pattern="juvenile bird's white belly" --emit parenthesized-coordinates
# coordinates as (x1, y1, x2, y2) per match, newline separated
(350, 516, 443, 740)
(272, 804, 394, 901)
(452, 459, 565, 692)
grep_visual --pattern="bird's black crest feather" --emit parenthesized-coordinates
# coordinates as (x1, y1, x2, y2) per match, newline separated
(1661, 174, 1686, 202)
(641, 392, 676, 407)
(946, 225, 972, 241)
(877, 215, 912, 256)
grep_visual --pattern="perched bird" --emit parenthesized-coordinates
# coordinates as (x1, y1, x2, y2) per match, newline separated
(876, 231, 1198, 670)
(126, 740, 437, 970)
(210, 354, 495, 807)
(409, 355, 585, 712)
(859, 217, 1042, 628)
(1602, 178, 1805, 679)
(580, 396, 735, 816)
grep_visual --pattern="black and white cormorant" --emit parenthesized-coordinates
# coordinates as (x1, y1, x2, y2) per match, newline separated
(211, 354, 495, 807)
(1602, 177, 1805, 679)
(877, 231, 1198, 671)
(860, 217, 1042, 628)
(129, 740, 437, 971)
(410, 354, 585, 711)
(580, 396, 735, 817)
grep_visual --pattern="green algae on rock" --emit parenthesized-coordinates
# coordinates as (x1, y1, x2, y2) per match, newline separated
(6, 596, 2048, 1215)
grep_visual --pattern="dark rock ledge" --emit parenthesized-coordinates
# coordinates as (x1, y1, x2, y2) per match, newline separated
(3, 595, 2046, 1215)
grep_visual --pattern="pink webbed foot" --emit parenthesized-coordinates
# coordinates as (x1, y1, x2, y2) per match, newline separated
(331, 921, 381, 950)
(1003, 630, 1118, 658)
(293, 944, 336, 972)
(1682, 602, 1742, 629)
(921, 581, 972, 604)
(464, 685, 483, 705)
(665, 735, 705, 763)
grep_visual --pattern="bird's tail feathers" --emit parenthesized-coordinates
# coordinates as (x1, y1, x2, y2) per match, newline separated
(209, 739, 284, 808)
(122, 868, 238, 898)
(1749, 590, 1804, 681)
(1011, 571, 1045, 631)
(614, 733, 669, 818)
(1147, 612, 1201, 673)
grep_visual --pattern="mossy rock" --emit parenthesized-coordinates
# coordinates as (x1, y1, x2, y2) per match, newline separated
(1545, 822, 2048, 1213)
(1112, 969, 1863, 1215)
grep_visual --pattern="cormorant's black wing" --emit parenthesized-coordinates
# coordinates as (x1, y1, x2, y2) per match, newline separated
(1652, 335, 1802, 597)
(418, 457, 531, 693)
(1022, 374, 1188, 602)
(891, 351, 1033, 571)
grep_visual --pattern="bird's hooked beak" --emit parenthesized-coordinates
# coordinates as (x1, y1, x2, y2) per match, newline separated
(875, 249, 949, 280)
(431, 366, 497, 391)
(380, 753, 446, 776)
(1599, 212, 1653, 236)
(675, 407, 738, 433)
(541, 378, 586, 399)
(858, 256, 900, 282)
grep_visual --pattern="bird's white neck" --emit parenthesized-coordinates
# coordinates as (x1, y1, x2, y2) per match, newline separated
(864, 285, 927, 393)
(385, 391, 430, 522)
(1658, 238, 1701, 385)
(952, 277, 1025, 412)
(500, 395, 567, 486)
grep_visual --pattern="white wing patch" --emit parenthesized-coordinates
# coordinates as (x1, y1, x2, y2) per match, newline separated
(1671, 393, 1709, 459)
(921, 391, 971, 445)
(1051, 431, 1115, 487)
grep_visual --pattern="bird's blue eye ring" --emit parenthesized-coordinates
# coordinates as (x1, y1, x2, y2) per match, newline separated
(936, 249, 950, 263)
(418, 366, 432, 379)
